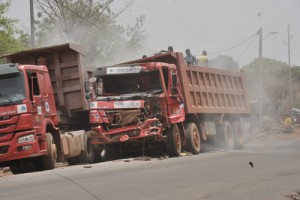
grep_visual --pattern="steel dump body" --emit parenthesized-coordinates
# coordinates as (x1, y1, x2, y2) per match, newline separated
(4, 43, 90, 124)
(124, 52, 250, 115)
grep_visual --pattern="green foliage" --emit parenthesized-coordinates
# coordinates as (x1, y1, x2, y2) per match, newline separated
(242, 58, 289, 114)
(209, 55, 239, 71)
(35, 0, 146, 64)
(292, 66, 300, 81)
(0, 0, 29, 63)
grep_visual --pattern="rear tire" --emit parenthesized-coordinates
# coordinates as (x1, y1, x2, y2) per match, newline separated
(222, 121, 235, 149)
(185, 122, 201, 154)
(42, 133, 57, 170)
(232, 121, 244, 149)
(166, 124, 181, 157)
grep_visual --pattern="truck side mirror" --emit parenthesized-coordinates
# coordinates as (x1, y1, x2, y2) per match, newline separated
(84, 80, 90, 93)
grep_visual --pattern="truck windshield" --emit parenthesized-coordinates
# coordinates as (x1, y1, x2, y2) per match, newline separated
(99, 70, 162, 95)
(0, 71, 26, 105)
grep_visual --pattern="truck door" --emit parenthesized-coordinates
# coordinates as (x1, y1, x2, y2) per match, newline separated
(164, 67, 185, 123)
(36, 72, 48, 115)
(27, 71, 44, 133)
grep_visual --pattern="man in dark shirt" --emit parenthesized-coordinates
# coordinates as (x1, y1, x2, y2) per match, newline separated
(184, 49, 197, 65)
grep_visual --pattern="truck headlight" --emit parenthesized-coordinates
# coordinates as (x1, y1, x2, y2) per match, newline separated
(18, 134, 35, 143)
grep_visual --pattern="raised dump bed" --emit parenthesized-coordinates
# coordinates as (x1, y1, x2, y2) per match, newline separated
(4, 43, 90, 124)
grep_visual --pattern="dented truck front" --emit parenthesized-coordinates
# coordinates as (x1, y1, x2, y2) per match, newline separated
(88, 62, 185, 146)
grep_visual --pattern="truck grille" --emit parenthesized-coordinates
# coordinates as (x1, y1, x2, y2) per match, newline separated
(0, 115, 18, 142)
(0, 145, 9, 154)
(0, 116, 10, 121)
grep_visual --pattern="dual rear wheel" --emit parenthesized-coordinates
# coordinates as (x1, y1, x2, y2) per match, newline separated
(165, 122, 201, 157)
(216, 120, 244, 149)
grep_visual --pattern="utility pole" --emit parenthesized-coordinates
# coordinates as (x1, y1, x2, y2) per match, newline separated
(258, 27, 263, 126)
(30, 0, 35, 48)
(257, 28, 278, 126)
(287, 24, 293, 117)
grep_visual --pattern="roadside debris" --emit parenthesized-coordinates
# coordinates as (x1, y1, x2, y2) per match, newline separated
(249, 161, 254, 168)
(83, 165, 92, 168)
(133, 156, 152, 161)
(287, 192, 300, 200)
(0, 167, 11, 176)
(180, 152, 193, 156)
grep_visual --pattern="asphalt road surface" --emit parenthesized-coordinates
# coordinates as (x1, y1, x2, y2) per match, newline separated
(1, 130, 300, 200)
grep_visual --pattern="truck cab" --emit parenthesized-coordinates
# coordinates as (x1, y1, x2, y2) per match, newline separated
(0, 63, 58, 170)
(88, 61, 185, 157)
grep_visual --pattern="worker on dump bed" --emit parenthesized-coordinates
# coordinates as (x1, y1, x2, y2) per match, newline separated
(198, 50, 209, 66)
(184, 49, 197, 65)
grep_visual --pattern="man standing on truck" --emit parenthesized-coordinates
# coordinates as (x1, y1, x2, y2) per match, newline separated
(198, 50, 209, 66)
(184, 49, 197, 65)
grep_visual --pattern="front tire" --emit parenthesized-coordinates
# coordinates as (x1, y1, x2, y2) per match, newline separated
(79, 133, 94, 163)
(42, 133, 57, 170)
(166, 124, 181, 157)
(185, 122, 201, 154)
(98, 144, 119, 162)
(9, 165, 22, 174)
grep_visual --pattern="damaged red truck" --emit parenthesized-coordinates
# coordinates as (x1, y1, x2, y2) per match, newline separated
(87, 51, 250, 158)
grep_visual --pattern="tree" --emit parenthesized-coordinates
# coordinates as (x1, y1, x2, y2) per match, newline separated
(209, 55, 239, 71)
(291, 66, 300, 108)
(242, 58, 289, 115)
(0, 0, 29, 63)
(34, 0, 146, 65)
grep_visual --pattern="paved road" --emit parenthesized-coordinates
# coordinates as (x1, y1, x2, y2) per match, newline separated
(1, 131, 300, 200)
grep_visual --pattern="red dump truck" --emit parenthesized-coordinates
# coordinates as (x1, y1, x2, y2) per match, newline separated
(0, 44, 94, 173)
(87, 52, 250, 158)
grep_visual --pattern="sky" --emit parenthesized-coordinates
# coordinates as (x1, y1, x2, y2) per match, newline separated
(6, 0, 300, 67)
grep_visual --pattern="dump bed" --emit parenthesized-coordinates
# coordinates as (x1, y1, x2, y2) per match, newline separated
(4, 43, 90, 118)
(124, 52, 250, 115)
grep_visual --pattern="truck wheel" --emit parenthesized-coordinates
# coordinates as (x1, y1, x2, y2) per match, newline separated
(42, 133, 57, 170)
(9, 165, 22, 174)
(185, 122, 201, 154)
(79, 134, 94, 163)
(232, 121, 244, 149)
(166, 124, 181, 157)
(212, 123, 222, 147)
(67, 157, 79, 166)
(222, 121, 235, 149)
(9, 160, 36, 174)
(98, 144, 118, 162)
